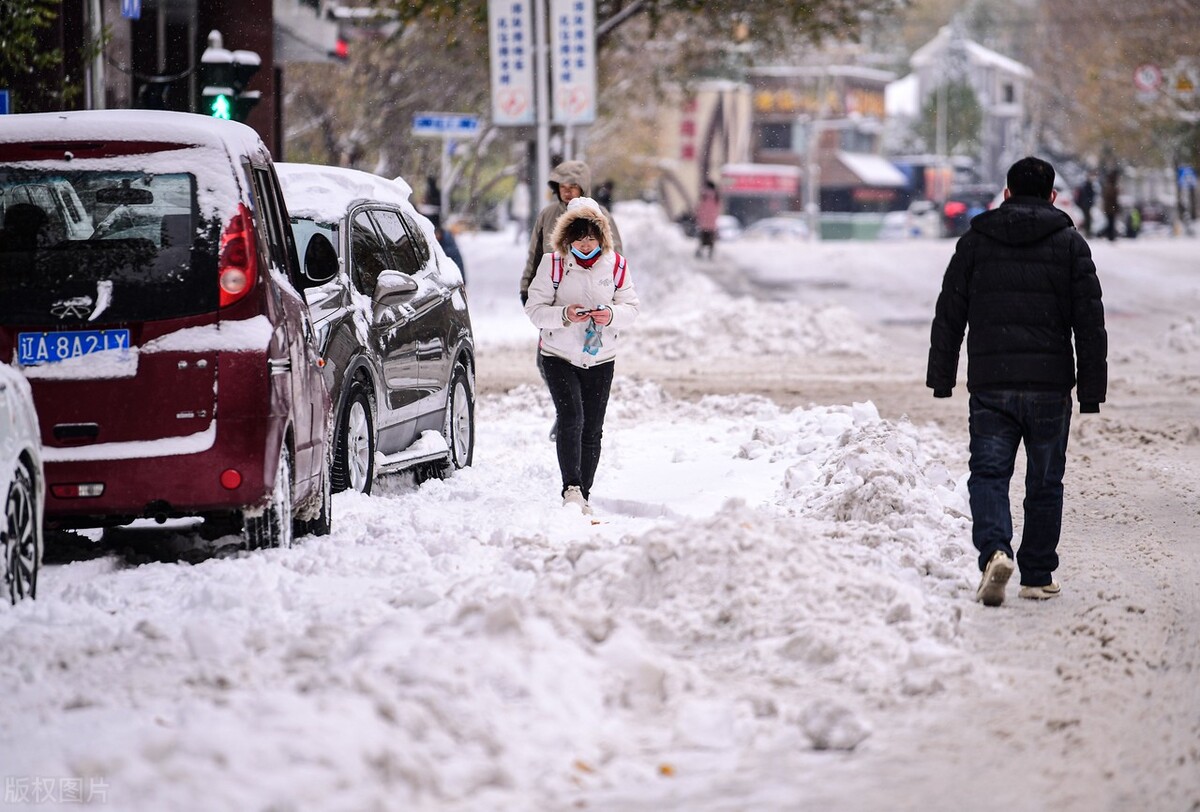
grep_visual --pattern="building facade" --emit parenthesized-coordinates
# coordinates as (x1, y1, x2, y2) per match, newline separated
(904, 25, 1033, 187)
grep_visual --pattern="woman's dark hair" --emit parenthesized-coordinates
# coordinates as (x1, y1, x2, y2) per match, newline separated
(564, 216, 602, 243)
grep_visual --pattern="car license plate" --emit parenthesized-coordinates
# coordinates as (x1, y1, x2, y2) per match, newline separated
(17, 329, 132, 366)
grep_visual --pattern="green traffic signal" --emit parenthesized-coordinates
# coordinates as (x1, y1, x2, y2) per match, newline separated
(209, 93, 232, 120)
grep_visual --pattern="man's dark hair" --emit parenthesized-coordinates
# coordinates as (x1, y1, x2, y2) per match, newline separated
(564, 217, 602, 243)
(1007, 156, 1056, 199)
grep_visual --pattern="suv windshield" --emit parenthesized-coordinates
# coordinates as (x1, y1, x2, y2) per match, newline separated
(0, 170, 217, 325)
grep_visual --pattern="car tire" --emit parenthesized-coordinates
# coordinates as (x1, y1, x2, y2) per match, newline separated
(243, 444, 294, 549)
(436, 364, 475, 478)
(295, 459, 332, 538)
(4, 462, 40, 603)
(332, 380, 374, 495)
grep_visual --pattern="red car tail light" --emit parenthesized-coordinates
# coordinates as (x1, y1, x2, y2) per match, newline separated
(219, 203, 259, 308)
(51, 483, 105, 499)
(220, 469, 243, 490)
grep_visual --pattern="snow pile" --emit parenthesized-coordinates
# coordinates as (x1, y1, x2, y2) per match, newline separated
(627, 277, 877, 360)
(611, 202, 880, 359)
(0, 377, 981, 811)
(1162, 315, 1200, 353)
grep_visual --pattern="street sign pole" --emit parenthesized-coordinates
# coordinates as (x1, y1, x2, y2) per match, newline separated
(413, 113, 482, 223)
(534, 0, 551, 212)
(441, 137, 454, 224)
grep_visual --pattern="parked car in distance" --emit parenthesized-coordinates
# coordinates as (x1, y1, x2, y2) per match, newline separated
(276, 163, 475, 495)
(0, 110, 332, 550)
(943, 185, 995, 237)
(878, 199, 943, 240)
(739, 215, 811, 241)
(0, 363, 43, 603)
(716, 214, 742, 241)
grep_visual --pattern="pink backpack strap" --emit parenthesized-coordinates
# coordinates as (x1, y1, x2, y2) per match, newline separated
(550, 253, 562, 289)
(613, 251, 627, 288)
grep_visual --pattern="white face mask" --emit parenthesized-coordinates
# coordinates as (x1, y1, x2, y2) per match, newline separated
(571, 244, 601, 260)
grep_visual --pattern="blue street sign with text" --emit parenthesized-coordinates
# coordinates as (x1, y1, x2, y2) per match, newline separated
(412, 113, 481, 138)
(121, 0, 141, 20)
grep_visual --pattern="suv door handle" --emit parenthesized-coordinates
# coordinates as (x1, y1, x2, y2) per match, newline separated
(268, 358, 292, 375)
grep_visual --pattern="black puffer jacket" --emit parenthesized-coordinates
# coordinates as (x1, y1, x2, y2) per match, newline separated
(927, 196, 1107, 411)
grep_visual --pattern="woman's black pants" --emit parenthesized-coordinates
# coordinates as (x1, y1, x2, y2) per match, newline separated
(541, 355, 614, 499)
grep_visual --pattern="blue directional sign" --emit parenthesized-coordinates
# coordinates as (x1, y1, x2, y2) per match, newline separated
(0, 91, 9, 115)
(121, 0, 141, 19)
(1179, 165, 1197, 189)
(412, 112, 481, 138)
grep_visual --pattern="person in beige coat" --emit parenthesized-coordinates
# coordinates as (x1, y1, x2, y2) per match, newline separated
(524, 197, 639, 513)
(520, 159, 622, 304)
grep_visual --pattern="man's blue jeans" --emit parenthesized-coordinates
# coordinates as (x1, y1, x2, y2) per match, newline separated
(968, 390, 1072, 587)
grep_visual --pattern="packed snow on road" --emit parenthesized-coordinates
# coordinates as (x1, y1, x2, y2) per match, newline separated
(2, 203, 1198, 811)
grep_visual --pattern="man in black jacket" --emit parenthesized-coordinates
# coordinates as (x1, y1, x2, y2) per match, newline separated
(928, 156, 1107, 608)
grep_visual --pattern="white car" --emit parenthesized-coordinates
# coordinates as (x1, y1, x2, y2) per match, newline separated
(0, 363, 43, 603)
(740, 216, 811, 241)
(716, 214, 742, 241)
(878, 200, 943, 239)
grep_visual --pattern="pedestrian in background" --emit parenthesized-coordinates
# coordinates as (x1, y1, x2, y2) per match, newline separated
(524, 197, 639, 514)
(1101, 167, 1120, 241)
(694, 180, 721, 259)
(1076, 173, 1096, 237)
(520, 160, 623, 440)
(595, 179, 614, 210)
(927, 156, 1107, 608)
(435, 224, 465, 282)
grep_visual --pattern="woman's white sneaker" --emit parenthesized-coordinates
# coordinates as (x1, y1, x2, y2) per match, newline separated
(562, 486, 586, 511)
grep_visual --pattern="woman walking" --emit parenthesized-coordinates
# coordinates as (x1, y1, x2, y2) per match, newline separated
(695, 179, 721, 259)
(524, 197, 640, 513)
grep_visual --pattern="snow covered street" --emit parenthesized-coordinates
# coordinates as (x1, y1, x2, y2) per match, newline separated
(2, 206, 1199, 811)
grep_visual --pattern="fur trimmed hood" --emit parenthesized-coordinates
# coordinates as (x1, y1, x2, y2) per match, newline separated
(549, 196, 615, 256)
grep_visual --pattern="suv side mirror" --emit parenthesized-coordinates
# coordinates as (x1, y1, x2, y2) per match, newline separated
(373, 269, 417, 313)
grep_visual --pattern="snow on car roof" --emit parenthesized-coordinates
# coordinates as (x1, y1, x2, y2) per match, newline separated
(275, 162, 415, 223)
(0, 109, 266, 157)
(0, 110, 266, 220)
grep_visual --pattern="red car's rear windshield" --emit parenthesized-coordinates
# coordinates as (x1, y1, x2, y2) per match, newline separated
(0, 167, 218, 325)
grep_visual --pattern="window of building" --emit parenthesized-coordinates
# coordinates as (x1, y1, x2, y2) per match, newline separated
(756, 123, 792, 151)
(839, 128, 877, 153)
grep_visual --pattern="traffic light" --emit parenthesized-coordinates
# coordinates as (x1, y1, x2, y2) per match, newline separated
(136, 78, 171, 110)
(198, 29, 261, 123)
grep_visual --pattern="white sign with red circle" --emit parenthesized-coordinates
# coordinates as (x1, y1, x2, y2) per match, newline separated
(1133, 63, 1163, 92)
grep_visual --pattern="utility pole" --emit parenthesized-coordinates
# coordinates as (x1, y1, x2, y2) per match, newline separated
(805, 71, 830, 241)
(534, 0, 551, 210)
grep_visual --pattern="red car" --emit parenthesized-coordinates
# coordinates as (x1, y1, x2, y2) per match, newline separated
(0, 110, 332, 548)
